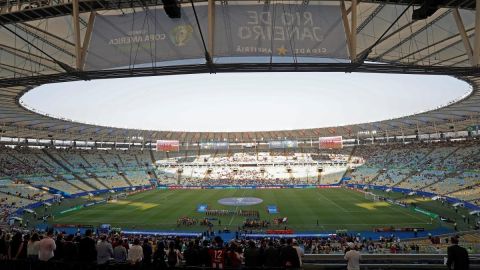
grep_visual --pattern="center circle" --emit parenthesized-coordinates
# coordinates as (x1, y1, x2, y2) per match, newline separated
(218, 197, 263, 206)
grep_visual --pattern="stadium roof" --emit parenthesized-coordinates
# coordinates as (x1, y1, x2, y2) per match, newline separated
(1, 0, 480, 143)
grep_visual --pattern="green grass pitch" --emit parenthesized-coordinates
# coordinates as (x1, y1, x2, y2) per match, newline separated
(52, 188, 438, 232)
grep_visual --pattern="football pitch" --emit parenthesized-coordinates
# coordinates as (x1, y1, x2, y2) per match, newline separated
(53, 188, 438, 232)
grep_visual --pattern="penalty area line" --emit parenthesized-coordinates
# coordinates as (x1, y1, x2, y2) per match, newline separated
(317, 192, 349, 213)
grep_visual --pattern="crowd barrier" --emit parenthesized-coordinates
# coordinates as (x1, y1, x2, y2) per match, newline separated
(160, 185, 340, 190)
(0, 254, 478, 270)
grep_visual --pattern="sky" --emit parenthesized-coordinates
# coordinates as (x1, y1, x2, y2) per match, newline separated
(20, 72, 470, 132)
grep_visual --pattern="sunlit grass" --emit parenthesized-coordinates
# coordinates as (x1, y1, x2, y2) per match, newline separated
(355, 201, 390, 210)
(109, 200, 158, 210)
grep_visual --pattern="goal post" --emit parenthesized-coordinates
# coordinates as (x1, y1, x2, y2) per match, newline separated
(364, 192, 380, 202)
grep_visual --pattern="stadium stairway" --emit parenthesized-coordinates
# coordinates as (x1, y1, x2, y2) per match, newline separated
(366, 148, 395, 184)
(392, 147, 436, 187)
(148, 149, 159, 179)
(366, 169, 386, 185)
(439, 147, 480, 196)
(116, 153, 126, 167)
(54, 174, 87, 193)
(133, 154, 142, 167)
(119, 172, 134, 186)
(42, 149, 98, 191)
(56, 154, 76, 171)
(347, 145, 357, 163)
(71, 174, 100, 191)
(78, 153, 94, 168)
(0, 189, 31, 201)
(34, 153, 61, 172)
(444, 182, 480, 197)
(341, 145, 358, 180)
(418, 171, 462, 192)
(6, 152, 32, 168)
(89, 174, 111, 190)
(99, 154, 112, 168)
(42, 149, 72, 173)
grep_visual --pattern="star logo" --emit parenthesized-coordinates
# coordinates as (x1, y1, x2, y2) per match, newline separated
(277, 46, 288, 56)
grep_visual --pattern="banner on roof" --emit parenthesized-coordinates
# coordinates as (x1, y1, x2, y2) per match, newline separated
(319, 136, 343, 149)
(214, 4, 348, 59)
(156, 140, 180, 152)
(85, 7, 207, 70)
(199, 142, 229, 150)
(85, 3, 347, 70)
(268, 140, 298, 149)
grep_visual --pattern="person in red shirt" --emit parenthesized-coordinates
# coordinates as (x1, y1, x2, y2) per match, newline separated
(208, 236, 226, 269)
(227, 242, 243, 269)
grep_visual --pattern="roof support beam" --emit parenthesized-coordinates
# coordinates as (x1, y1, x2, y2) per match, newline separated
(449, 56, 470, 66)
(474, 0, 480, 66)
(0, 63, 32, 77)
(351, 0, 358, 61)
(395, 27, 473, 62)
(374, 9, 452, 61)
(20, 22, 75, 47)
(412, 31, 474, 65)
(14, 23, 75, 57)
(357, 3, 384, 34)
(340, 1, 353, 60)
(208, 0, 215, 59)
(453, 8, 474, 65)
(80, 11, 96, 70)
(432, 53, 466, 66)
(72, 0, 82, 70)
(0, 45, 62, 72)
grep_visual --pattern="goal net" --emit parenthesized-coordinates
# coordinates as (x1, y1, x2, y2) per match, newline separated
(364, 192, 380, 202)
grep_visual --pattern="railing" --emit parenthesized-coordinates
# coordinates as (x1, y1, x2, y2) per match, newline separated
(0, 254, 479, 270)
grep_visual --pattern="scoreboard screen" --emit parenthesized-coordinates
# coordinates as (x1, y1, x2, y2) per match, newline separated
(156, 140, 180, 152)
(319, 136, 343, 149)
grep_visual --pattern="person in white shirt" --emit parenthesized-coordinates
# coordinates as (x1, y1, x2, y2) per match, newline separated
(96, 234, 113, 265)
(38, 230, 56, 262)
(27, 233, 41, 260)
(344, 243, 361, 270)
(127, 238, 143, 265)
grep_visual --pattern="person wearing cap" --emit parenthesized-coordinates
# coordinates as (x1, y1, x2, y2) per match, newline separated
(344, 242, 361, 270)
